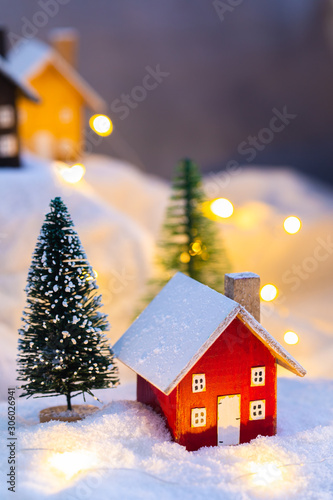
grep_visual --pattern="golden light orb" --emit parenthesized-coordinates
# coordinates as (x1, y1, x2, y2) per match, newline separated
(58, 163, 86, 184)
(283, 216, 301, 234)
(89, 114, 113, 136)
(48, 451, 99, 479)
(210, 198, 234, 218)
(260, 284, 278, 302)
(180, 252, 191, 263)
(284, 331, 299, 345)
(249, 462, 283, 486)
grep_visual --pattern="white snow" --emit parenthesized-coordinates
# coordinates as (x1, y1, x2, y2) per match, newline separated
(0, 54, 39, 101)
(226, 272, 260, 280)
(0, 378, 332, 500)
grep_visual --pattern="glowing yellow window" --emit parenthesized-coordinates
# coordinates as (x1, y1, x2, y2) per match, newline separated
(0, 134, 18, 157)
(249, 400, 265, 420)
(251, 367, 265, 386)
(192, 374, 206, 393)
(0, 105, 15, 128)
(191, 408, 206, 427)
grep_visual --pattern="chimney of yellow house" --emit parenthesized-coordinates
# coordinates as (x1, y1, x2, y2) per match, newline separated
(49, 28, 78, 67)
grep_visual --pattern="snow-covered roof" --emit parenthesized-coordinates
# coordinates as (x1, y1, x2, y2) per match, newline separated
(0, 55, 39, 101)
(114, 273, 306, 395)
(8, 39, 106, 112)
(226, 272, 259, 280)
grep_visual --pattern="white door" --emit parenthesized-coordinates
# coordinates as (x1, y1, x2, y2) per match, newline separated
(217, 394, 241, 446)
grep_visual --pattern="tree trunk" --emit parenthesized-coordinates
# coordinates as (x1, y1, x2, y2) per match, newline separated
(66, 393, 72, 411)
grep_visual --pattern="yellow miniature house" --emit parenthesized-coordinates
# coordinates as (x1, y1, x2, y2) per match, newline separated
(9, 29, 106, 162)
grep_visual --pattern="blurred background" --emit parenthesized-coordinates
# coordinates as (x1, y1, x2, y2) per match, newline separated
(0, 0, 332, 394)
(2, 0, 333, 183)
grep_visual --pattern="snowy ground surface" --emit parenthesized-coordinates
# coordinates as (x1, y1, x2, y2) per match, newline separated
(0, 153, 332, 498)
(0, 378, 332, 500)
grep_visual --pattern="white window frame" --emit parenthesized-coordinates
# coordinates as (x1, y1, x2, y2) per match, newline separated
(251, 366, 265, 387)
(0, 105, 15, 128)
(0, 134, 18, 157)
(249, 400, 266, 420)
(191, 407, 206, 427)
(192, 373, 206, 393)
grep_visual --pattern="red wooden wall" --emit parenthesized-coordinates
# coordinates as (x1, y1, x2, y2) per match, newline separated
(137, 316, 277, 451)
(137, 375, 178, 438)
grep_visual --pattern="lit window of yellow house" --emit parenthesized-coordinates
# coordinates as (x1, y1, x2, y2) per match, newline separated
(9, 29, 106, 162)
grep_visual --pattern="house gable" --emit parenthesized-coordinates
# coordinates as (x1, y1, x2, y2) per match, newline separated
(18, 63, 83, 149)
(9, 39, 105, 112)
(176, 317, 277, 449)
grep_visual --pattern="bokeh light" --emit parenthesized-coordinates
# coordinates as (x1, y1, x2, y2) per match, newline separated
(61, 163, 86, 184)
(89, 114, 113, 136)
(180, 252, 190, 263)
(54, 161, 86, 184)
(284, 331, 299, 345)
(283, 216, 301, 234)
(260, 284, 278, 302)
(249, 462, 283, 486)
(210, 198, 234, 218)
(48, 451, 99, 479)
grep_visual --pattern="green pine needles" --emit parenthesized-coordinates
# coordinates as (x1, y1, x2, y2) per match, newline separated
(149, 158, 231, 297)
(17, 197, 119, 411)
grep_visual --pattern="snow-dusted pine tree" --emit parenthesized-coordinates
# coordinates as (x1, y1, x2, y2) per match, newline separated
(17, 197, 118, 411)
(146, 158, 231, 301)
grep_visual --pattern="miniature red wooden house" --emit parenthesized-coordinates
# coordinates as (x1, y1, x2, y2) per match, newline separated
(114, 272, 306, 451)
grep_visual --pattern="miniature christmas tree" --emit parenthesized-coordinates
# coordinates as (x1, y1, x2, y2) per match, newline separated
(147, 158, 231, 299)
(17, 197, 118, 411)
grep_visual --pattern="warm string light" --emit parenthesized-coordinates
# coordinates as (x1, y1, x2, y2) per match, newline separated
(260, 284, 278, 302)
(236, 456, 333, 487)
(205, 197, 304, 349)
(180, 252, 190, 263)
(53, 161, 86, 184)
(284, 216, 301, 234)
(210, 198, 234, 218)
(246, 462, 283, 486)
(179, 240, 208, 263)
(48, 450, 100, 479)
(284, 331, 299, 345)
(21, 447, 333, 488)
(89, 114, 113, 136)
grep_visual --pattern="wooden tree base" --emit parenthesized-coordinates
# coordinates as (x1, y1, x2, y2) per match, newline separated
(39, 404, 99, 423)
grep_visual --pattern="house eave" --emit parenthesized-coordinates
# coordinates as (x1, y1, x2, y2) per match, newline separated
(116, 306, 306, 395)
(237, 308, 306, 377)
